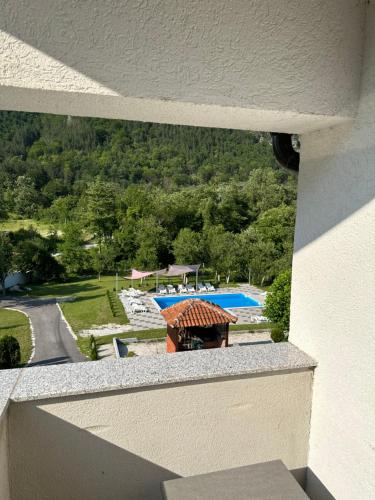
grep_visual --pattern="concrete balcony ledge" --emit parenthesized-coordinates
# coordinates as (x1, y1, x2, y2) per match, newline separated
(0, 369, 20, 418)
(1, 343, 316, 408)
(2, 343, 316, 500)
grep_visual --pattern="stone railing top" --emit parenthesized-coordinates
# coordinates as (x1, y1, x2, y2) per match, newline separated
(0, 343, 316, 411)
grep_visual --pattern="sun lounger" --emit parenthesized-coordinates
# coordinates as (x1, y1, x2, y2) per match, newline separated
(205, 282, 215, 291)
(167, 284, 177, 294)
(197, 283, 207, 292)
(157, 285, 167, 295)
(250, 315, 269, 324)
(178, 284, 187, 293)
(187, 284, 195, 293)
(131, 303, 148, 313)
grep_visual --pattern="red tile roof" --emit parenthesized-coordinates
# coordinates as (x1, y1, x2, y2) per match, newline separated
(160, 299, 237, 328)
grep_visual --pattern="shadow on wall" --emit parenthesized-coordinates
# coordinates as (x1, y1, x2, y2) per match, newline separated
(8, 403, 180, 500)
(0, 1, 364, 114)
(295, 123, 375, 252)
(305, 468, 336, 500)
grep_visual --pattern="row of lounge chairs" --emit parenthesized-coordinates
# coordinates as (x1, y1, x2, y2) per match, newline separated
(119, 290, 149, 314)
(156, 282, 216, 295)
(123, 288, 145, 298)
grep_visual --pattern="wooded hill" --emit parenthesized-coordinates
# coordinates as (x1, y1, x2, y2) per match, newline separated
(0, 112, 297, 285)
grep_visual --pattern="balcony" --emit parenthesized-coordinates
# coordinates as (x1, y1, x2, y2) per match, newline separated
(0, 343, 315, 499)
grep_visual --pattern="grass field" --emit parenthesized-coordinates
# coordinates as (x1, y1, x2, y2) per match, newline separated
(0, 218, 60, 236)
(0, 308, 33, 366)
(24, 275, 129, 334)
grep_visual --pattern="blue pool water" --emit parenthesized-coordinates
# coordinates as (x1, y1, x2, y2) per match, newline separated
(154, 293, 261, 310)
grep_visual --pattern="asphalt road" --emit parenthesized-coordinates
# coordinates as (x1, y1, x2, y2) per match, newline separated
(0, 297, 86, 366)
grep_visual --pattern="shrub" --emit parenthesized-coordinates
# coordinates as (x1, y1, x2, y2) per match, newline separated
(270, 326, 286, 343)
(0, 335, 21, 369)
(89, 335, 99, 361)
(264, 269, 292, 331)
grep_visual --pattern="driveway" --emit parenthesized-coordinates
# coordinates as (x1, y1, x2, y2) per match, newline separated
(0, 297, 86, 366)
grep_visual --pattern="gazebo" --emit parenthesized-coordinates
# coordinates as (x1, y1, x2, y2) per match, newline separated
(160, 299, 237, 353)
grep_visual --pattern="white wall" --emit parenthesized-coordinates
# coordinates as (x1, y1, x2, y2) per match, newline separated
(289, 4, 375, 499)
(9, 370, 313, 500)
(0, 1, 365, 133)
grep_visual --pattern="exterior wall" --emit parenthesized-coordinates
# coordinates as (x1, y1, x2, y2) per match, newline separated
(8, 370, 313, 500)
(0, 416, 10, 500)
(166, 327, 178, 352)
(289, 4, 375, 499)
(0, 1, 365, 133)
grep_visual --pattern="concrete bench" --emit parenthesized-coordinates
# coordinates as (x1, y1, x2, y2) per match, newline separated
(161, 460, 309, 500)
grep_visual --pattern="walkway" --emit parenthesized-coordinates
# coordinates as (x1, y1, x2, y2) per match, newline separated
(0, 297, 86, 366)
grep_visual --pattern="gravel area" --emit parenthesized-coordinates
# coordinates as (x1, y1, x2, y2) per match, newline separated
(100, 331, 271, 358)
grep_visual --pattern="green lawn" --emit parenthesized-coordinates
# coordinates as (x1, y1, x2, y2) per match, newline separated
(23, 275, 129, 334)
(0, 218, 60, 236)
(0, 308, 33, 366)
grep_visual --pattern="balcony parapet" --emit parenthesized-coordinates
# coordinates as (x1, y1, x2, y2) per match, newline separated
(1, 343, 316, 409)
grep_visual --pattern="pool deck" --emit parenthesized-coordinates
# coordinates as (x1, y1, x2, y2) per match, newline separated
(125, 285, 267, 332)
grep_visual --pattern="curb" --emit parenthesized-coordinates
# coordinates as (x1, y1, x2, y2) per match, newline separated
(4, 307, 35, 365)
(56, 302, 77, 340)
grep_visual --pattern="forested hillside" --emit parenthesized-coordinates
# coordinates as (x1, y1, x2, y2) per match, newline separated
(0, 111, 297, 285)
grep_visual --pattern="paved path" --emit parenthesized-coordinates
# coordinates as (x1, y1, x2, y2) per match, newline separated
(0, 297, 86, 366)
(101, 331, 272, 359)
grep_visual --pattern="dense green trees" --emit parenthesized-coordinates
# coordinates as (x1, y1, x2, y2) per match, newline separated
(0, 234, 13, 295)
(0, 111, 297, 286)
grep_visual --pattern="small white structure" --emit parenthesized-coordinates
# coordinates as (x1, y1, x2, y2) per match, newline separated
(0, 272, 26, 292)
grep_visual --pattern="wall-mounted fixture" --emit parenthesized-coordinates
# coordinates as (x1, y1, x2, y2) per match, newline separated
(270, 133, 299, 173)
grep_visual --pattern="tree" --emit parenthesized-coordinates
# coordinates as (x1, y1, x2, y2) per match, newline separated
(0, 234, 13, 295)
(134, 217, 170, 269)
(85, 179, 117, 241)
(60, 223, 87, 275)
(0, 190, 7, 220)
(204, 225, 240, 283)
(264, 269, 292, 331)
(13, 238, 62, 282)
(90, 242, 116, 280)
(13, 175, 41, 217)
(46, 195, 78, 224)
(173, 228, 202, 264)
(0, 336, 21, 369)
(245, 168, 286, 222)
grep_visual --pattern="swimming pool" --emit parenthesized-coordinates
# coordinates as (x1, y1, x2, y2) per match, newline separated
(154, 293, 261, 310)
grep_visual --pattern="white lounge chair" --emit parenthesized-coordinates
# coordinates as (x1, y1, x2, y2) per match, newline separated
(178, 284, 187, 293)
(205, 282, 215, 291)
(157, 285, 167, 295)
(187, 284, 195, 293)
(250, 315, 269, 324)
(132, 303, 148, 313)
(197, 283, 207, 292)
(167, 284, 177, 294)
